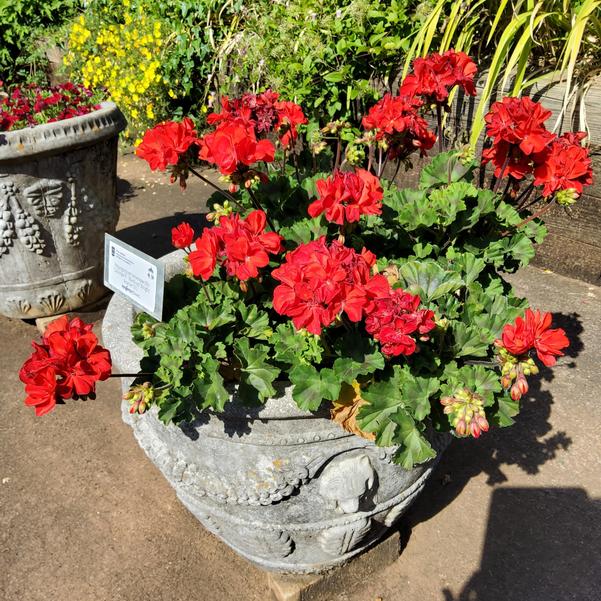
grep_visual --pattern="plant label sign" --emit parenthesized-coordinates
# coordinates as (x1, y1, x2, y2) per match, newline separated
(104, 234, 164, 320)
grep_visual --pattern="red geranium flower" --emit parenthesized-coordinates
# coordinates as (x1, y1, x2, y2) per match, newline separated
(308, 168, 383, 225)
(189, 210, 282, 281)
(274, 100, 307, 148)
(500, 308, 569, 366)
(365, 287, 435, 357)
(482, 97, 555, 180)
(136, 118, 198, 171)
(198, 118, 275, 176)
(362, 93, 436, 160)
(271, 238, 388, 334)
(533, 132, 593, 198)
(400, 49, 478, 103)
(19, 316, 112, 415)
(24, 366, 58, 417)
(171, 221, 195, 249)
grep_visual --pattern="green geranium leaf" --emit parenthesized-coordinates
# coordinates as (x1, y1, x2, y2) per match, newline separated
(234, 338, 279, 402)
(446, 249, 486, 286)
(391, 410, 436, 469)
(272, 322, 323, 365)
(332, 336, 385, 383)
(492, 395, 520, 427)
(238, 303, 271, 340)
(450, 322, 491, 357)
(419, 152, 474, 189)
(402, 374, 440, 420)
(290, 364, 341, 411)
(399, 260, 463, 302)
(194, 358, 229, 411)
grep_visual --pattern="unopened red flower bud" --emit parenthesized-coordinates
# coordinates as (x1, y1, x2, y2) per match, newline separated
(510, 383, 522, 401)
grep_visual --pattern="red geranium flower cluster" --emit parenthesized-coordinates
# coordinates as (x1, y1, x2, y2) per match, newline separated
(498, 308, 569, 367)
(136, 117, 198, 171)
(399, 49, 478, 103)
(0, 82, 100, 131)
(365, 288, 436, 357)
(189, 210, 282, 281)
(207, 90, 307, 149)
(533, 132, 593, 198)
(361, 93, 436, 159)
(271, 238, 390, 335)
(171, 221, 195, 250)
(483, 97, 593, 197)
(482, 97, 554, 180)
(19, 316, 112, 416)
(198, 118, 276, 180)
(308, 168, 383, 224)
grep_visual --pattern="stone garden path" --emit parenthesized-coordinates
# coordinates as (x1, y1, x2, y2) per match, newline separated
(1, 155, 599, 601)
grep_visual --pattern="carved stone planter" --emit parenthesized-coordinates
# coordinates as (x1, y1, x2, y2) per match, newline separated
(0, 102, 126, 319)
(102, 250, 448, 574)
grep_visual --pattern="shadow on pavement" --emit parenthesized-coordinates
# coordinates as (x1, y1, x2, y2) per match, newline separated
(441, 487, 601, 601)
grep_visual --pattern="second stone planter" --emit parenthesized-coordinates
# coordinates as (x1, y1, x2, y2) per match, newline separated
(0, 102, 126, 319)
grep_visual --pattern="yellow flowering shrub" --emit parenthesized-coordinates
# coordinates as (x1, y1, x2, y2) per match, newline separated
(64, 5, 170, 139)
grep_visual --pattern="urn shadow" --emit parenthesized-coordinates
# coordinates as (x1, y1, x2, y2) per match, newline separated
(442, 487, 601, 601)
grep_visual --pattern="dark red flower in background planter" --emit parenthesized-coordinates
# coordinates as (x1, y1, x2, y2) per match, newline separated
(362, 93, 436, 159)
(399, 49, 478, 103)
(136, 118, 198, 171)
(198, 118, 275, 176)
(189, 210, 282, 281)
(500, 308, 569, 366)
(308, 168, 383, 224)
(19, 316, 112, 416)
(171, 221, 195, 249)
(533, 132, 593, 198)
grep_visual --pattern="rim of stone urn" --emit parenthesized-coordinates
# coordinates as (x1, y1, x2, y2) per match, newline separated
(102, 249, 333, 422)
(0, 101, 127, 162)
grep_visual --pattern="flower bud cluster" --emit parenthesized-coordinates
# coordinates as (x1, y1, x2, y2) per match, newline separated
(497, 346, 539, 401)
(123, 382, 155, 414)
(440, 388, 489, 438)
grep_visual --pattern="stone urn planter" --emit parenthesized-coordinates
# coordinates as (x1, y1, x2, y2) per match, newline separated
(102, 251, 448, 574)
(0, 102, 126, 319)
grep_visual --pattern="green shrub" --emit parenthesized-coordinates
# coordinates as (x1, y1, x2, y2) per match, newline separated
(0, 0, 81, 84)
(219, 0, 433, 123)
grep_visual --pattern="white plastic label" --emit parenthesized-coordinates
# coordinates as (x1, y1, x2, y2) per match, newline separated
(104, 234, 164, 320)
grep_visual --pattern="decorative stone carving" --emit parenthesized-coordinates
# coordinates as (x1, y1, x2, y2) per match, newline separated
(318, 453, 376, 514)
(76, 279, 93, 304)
(39, 291, 65, 314)
(24, 179, 63, 217)
(6, 298, 31, 315)
(102, 250, 451, 575)
(0, 102, 126, 318)
(318, 517, 372, 556)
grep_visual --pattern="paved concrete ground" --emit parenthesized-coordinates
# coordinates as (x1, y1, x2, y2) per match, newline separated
(1, 155, 600, 601)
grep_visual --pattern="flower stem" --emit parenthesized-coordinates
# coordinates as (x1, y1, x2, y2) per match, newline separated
(516, 182, 535, 210)
(492, 154, 511, 194)
(515, 199, 553, 229)
(436, 104, 444, 153)
(187, 166, 243, 209)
